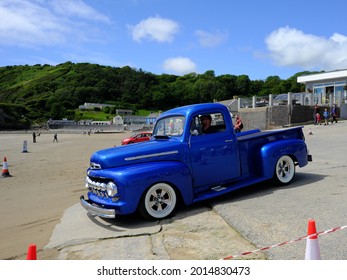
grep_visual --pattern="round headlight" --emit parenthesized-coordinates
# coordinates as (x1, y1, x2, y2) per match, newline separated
(106, 182, 118, 197)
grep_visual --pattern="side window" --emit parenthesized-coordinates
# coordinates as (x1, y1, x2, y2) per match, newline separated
(190, 112, 226, 135)
(211, 113, 226, 128)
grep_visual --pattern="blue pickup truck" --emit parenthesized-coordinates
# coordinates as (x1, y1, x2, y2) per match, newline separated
(80, 103, 312, 220)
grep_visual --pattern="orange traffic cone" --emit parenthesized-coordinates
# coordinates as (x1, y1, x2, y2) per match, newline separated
(2, 157, 11, 177)
(26, 244, 37, 260)
(305, 219, 321, 260)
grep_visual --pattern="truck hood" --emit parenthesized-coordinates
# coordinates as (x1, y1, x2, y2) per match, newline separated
(89, 139, 185, 169)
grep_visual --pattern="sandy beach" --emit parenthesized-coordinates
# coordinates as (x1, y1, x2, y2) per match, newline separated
(0, 130, 131, 260)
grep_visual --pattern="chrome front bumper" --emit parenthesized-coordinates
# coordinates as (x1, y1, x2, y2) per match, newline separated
(80, 195, 116, 219)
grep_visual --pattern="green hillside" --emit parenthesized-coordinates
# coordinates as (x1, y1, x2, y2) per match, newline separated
(0, 61, 309, 129)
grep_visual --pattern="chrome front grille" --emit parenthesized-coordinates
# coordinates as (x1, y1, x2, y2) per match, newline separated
(86, 177, 109, 197)
(85, 175, 119, 201)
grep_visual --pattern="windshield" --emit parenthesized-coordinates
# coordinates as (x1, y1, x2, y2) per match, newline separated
(153, 116, 185, 137)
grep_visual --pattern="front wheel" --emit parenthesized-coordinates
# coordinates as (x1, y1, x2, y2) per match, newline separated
(273, 155, 295, 185)
(138, 183, 177, 220)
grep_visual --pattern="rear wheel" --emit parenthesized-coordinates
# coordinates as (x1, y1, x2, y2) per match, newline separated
(273, 155, 295, 185)
(138, 183, 177, 220)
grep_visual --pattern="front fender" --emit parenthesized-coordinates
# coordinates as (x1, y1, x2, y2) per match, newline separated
(260, 139, 309, 179)
(88, 161, 193, 215)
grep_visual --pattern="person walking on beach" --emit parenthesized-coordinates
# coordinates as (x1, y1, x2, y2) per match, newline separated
(53, 133, 58, 143)
(331, 104, 338, 124)
(316, 113, 321, 125)
(313, 103, 319, 125)
(323, 108, 329, 125)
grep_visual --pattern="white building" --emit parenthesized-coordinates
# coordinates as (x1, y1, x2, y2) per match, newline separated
(297, 69, 347, 105)
(78, 103, 115, 110)
(112, 115, 124, 125)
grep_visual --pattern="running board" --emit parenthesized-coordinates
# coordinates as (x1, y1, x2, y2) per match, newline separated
(193, 176, 269, 203)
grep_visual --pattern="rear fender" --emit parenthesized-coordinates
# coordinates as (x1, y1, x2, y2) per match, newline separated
(260, 139, 309, 179)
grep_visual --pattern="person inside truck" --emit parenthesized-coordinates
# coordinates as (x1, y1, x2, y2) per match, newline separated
(200, 114, 217, 134)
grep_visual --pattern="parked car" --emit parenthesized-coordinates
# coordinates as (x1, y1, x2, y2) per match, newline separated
(121, 132, 152, 145)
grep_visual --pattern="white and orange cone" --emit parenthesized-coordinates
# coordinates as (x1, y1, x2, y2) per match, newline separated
(305, 219, 321, 260)
(1, 157, 11, 177)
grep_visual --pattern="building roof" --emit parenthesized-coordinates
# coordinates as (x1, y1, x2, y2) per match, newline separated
(297, 69, 347, 83)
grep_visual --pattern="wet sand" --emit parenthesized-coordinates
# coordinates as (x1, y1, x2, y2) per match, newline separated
(0, 131, 130, 259)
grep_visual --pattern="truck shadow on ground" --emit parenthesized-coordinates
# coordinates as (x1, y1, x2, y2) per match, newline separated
(86, 204, 214, 231)
(86, 211, 160, 230)
(210, 172, 326, 205)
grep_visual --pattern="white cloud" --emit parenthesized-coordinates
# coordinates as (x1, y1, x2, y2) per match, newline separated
(195, 29, 228, 48)
(129, 16, 179, 43)
(0, 0, 110, 47)
(0, 0, 66, 46)
(330, 33, 347, 44)
(266, 26, 347, 70)
(163, 57, 197, 75)
(50, 0, 110, 23)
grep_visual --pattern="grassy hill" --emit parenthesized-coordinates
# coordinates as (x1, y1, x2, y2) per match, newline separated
(0, 62, 143, 128)
(0, 62, 308, 129)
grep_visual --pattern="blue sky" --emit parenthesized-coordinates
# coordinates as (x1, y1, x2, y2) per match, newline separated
(1, 0, 347, 80)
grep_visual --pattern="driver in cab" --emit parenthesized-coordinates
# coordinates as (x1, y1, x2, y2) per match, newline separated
(200, 115, 217, 134)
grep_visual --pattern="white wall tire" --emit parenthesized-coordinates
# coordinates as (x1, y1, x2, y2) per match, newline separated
(273, 155, 295, 185)
(139, 183, 177, 220)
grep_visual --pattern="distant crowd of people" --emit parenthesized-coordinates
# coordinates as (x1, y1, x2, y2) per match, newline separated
(313, 104, 338, 126)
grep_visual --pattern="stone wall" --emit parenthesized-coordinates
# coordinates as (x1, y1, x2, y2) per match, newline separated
(238, 105, 336, 130)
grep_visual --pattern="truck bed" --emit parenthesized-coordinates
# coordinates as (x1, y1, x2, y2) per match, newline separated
(236, 126, 305, 142)
(236, 126, 306, 178)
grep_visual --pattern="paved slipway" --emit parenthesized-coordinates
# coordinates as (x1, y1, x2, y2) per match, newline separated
(43, 202, 265, 260)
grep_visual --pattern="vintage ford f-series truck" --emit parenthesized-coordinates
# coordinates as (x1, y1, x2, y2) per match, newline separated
(80, 103, 312, 220)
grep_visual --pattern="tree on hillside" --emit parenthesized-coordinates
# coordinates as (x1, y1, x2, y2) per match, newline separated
(235, 75, 251, 96)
